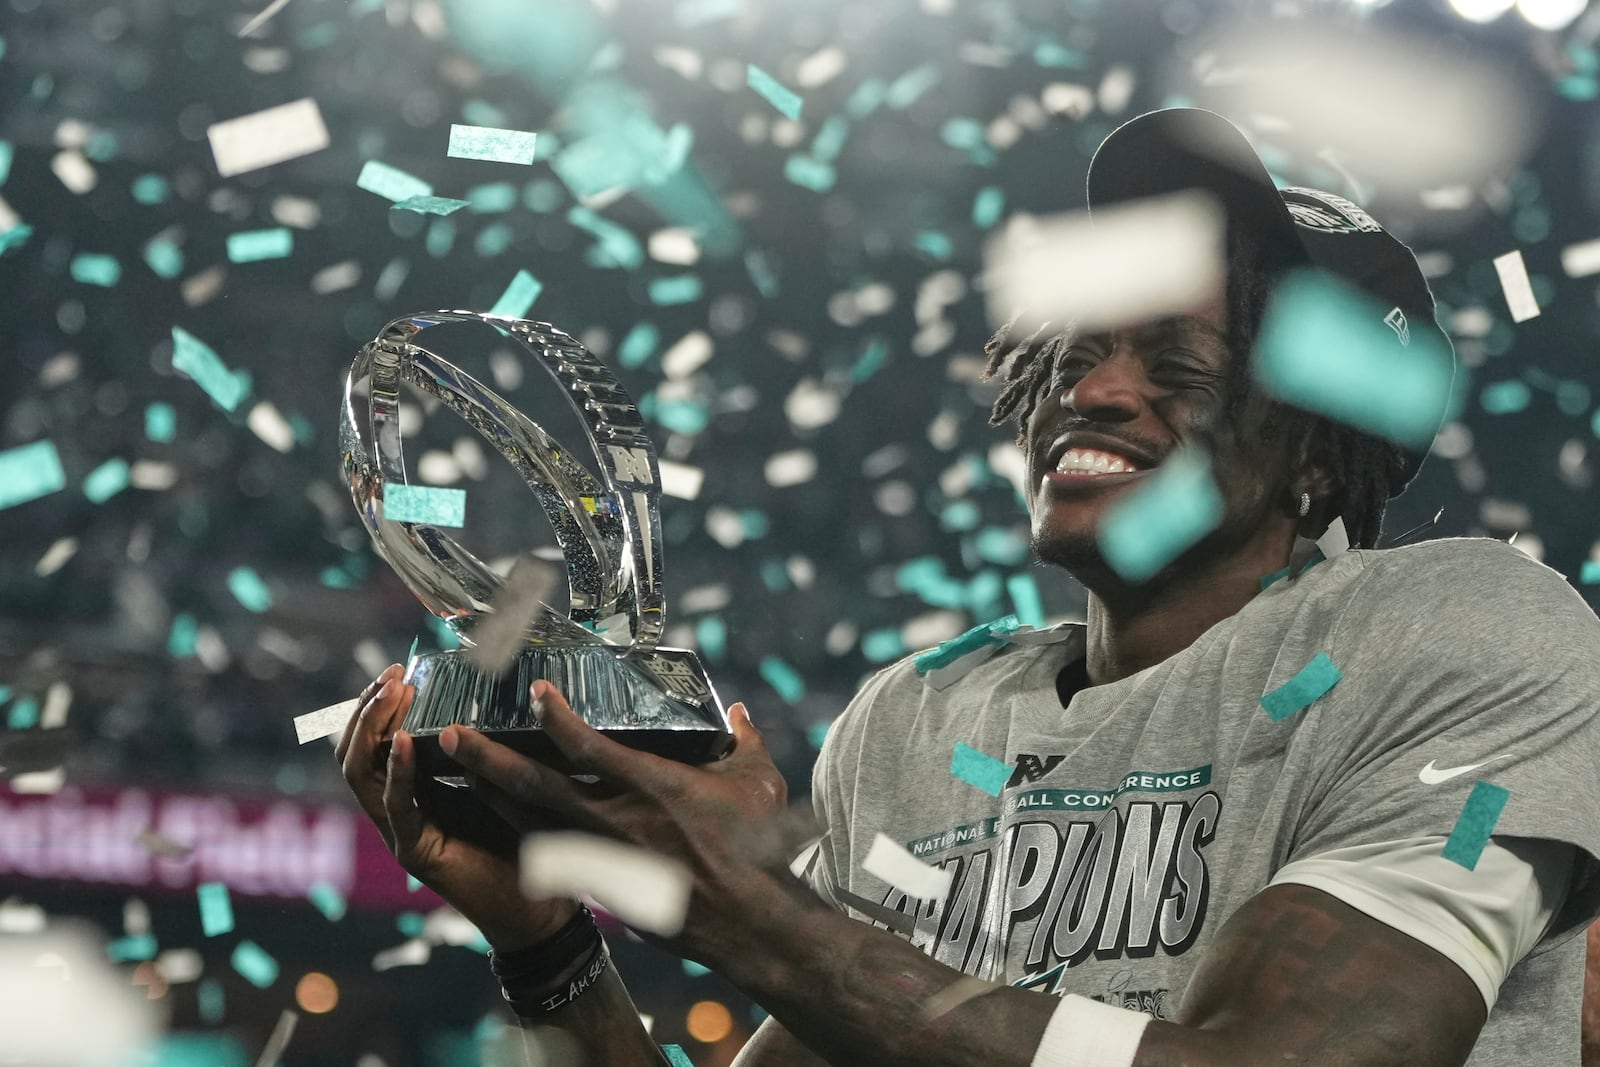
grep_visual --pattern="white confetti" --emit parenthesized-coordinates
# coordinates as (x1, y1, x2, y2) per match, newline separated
(253, 1009, 299, 1067)
(661, 330, 714, 379)
(862, 832, 954, 902)
(658, 460, 705, 501)
(463, 556, 559, 676)
(33, 538, 77, 577)
(0, 929, 159, 1063)
(648, 228, 701, 266)
(237, 0, 293, 37)
(1492, 249, 1540, 323)
(294, 698, 359, 745)
(247, 402, 296, 454)
(521, 833, 692, 937)
(10, 768, 66, 794)
(310, 260, 363, 294)
(764, 449, 817, 488)
(50, 150, 97, 194)
(372, 939, 431, 971)
(983, 191, 1224, 338)
(129, 461, 179, 490)
(1560, 237, 1600, 279)
(207, 98, 331, 177)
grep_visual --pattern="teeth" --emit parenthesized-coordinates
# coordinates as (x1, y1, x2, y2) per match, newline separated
(1055, 447, 1141, 475)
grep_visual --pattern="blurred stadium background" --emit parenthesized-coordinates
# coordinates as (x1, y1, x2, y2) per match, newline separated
(1, 0, 1598, 1062)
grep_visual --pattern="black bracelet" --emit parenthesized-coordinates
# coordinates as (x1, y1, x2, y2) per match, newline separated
(502, 937, 611, 1017)
(488, 904, 600, 987)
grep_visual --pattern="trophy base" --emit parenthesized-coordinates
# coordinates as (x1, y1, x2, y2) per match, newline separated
(400, 645, 734, 781)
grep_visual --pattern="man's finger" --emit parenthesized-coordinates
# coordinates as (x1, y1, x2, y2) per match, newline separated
(723, 702, 769, 761)
(530, 681, 676, 787)
(334, 664, 402, 764)
(439, 723, 595, 820)
(381, 730, 424, 858)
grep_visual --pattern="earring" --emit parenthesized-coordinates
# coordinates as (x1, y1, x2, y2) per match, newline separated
(1297, 491, 1311, 518)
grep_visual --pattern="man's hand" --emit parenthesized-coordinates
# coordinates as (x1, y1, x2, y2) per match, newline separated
(438, 680, 792, 959)
(335, 665, 577, 951)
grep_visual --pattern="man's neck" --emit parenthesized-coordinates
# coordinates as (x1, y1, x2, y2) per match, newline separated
(1080, 540, 1291, 687)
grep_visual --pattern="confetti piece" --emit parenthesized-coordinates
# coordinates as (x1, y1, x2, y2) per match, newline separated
(448, 123, 538, 164)
(69, 252, 121, 287)
(8, 697, 38, 729)
(0, 440, 67, 511)
(0, 223, 32, 255)
(648, 274, 703, 306)
(972, 186, 1005, 229)
(391, 194, 469, 216)
(746, 65, 803, 120)
(863, 832, 954, 902)
(0, 141, 10, 186)
(1258, 652, 1342, 722)
(950, 742, 1013, 797)
(308, 882, 347, 922)
(784, 154, 836, 193)
(229, 566, 273, 613)
(83, 458, 129, 503)
(834, 886, 917, 936)
(136, 829, 193, 859)
(198, 979, 225, 1024)
(293, 699, 359, 744)
(1253, 271, 1454, 450)
(1006, 573, 1044, 627)
(357, 160, 433, 202)
(662, 1045, 696, 1067)
(984, 191, 1224, 337)
(463, 556, 559, 675)
(171, 326, 248, 413)
(521, 833, 692, 937)
(373, 939, 431, 971)
(759, 656, 806, 704)
(1442, 780, 1511, 870)
(1581, 560, 1600, 584)
(237, 0, 293, 37)
(197, 882, 235, 937)
(681, 960, 711, 978)
(384, 484, 466, 526)
(207, 98, 330, 177)
(658, 460, 705, 500)
(227, 227, 294, 263)
(107, 933, 158, 962)
(488, 269, 542, 318)
(913, 615, 1019, 674)
(231, 941, 279, 988)
(1560, 237, 1600, 278)
(1492, 250, 1540, 323)
(1096, 449, 1224, 583)
(144, 238, 183, 279)
(254, 1009, 299, 1067)
(923, 976, 997, 1021)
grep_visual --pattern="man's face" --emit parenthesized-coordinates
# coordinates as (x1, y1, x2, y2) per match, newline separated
(1023, 292, 1295, 580)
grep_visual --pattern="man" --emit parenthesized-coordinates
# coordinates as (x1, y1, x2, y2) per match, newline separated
(339, 109, 1600, 1066)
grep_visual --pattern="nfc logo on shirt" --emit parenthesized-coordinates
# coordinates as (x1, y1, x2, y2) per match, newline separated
(1006, 753, 1067, 790)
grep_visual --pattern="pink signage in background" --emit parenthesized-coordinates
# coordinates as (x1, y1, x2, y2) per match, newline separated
(0, 783, 442, 911)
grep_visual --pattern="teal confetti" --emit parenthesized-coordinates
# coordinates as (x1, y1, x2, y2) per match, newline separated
(568, 207, 643, 269)
(1442, 780, 1511, 871)
(648, 274, 703, 306)
(488, 269, 542, 317)
(309, 882, 347, 921)
(385, 484, 467, 527)
(448, 123, 538, 164)
(745, 248, 778, 298)
(1097, 449, 1224, 583)
(1254, 270, 1455, 449)
(784, 155, 836, 193)
(861, 627, 906, 663)
(144, 237, 183, 279)
(1481, 380, 1531, 415)
(467, 181, 518, 213)
(171, 326, 247, 413)
(915, 231, 952, 260)
(913, 615, 1020, 674)
(83, 458, 129, 503)
(1259, 652, 1342, 722)
(106, 933, 158, 962)
(0, 440, 66, 511)
(406, 873, 424, 892)
(746, 65, 803, 120)
(357, 159, 433, 202)
(228, 566, 272, 612)
(852, 339, 888, 382)
(197, 979, 225, 1025)
(812, 115, 850, 161)
(230, 941, 279, 988)
(759, 656, 806, 704)
(197, 882, 234, 937)
(973, 186, 1005, 229)
(886, 64, 941, 108)
(950, 742, 1013, 798)
(1006, 573, 1045, 627)
(145, 403, 176, 443)
(0, 141, 10, 185)
(618, 322, 659, 368)
(975, 527, 1027, 565)
(695, 616, 726, 661)
(226, 228, 293, 263)
(168, 613, 197, 657)
(397, 911, 425, 937)
(662, 1046, 696, 1067)
(0, 223, 33, 254)
(806, 720, 832, 749)
(8, 696, 38, 729)
(1581, 560, 1600, 584)
(681, 959, 712, 978)
(407, 635, 420, 664)
(846, 78, 887, 119)
(131, 173, 168, 204)
(70, 253, 121, 287)
(392, 194, 469, 216)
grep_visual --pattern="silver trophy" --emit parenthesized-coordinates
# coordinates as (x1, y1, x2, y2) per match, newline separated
(339, 311, 733, 782)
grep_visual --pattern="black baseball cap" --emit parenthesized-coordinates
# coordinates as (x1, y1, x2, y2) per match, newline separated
(1085, 107, 1454, 499)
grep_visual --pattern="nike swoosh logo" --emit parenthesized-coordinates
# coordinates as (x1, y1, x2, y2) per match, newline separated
(1418, 755, 1512, 785)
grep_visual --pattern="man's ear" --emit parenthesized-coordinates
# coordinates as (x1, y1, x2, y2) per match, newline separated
(1293, 425, 1343, 537)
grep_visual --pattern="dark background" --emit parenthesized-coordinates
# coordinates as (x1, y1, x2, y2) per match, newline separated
(1, 0, 1598, 1062)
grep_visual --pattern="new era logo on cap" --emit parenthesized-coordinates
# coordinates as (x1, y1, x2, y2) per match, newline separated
(1383, 307, 1410, 346)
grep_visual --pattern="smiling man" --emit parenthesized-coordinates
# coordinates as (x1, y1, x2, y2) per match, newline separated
(338, 109, 1600, 1067)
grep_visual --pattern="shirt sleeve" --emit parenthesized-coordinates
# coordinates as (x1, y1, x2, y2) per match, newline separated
(1287, 538, 1600, 947)
(1270, 835, 1573, 1012)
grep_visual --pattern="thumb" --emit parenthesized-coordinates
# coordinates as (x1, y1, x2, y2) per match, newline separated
(728, 702, 767, 753)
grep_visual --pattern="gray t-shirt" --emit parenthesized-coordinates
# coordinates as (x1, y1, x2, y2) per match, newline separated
(808, 537, 1600, 1065)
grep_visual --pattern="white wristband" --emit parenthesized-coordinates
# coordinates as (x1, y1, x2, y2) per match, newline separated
(1028, 994, 1151, 1067)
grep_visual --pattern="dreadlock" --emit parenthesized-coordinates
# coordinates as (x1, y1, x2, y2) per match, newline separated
(981, 228, 1407, 550)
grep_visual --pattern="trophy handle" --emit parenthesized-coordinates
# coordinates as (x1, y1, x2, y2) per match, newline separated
(339, 312, 666, 651)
